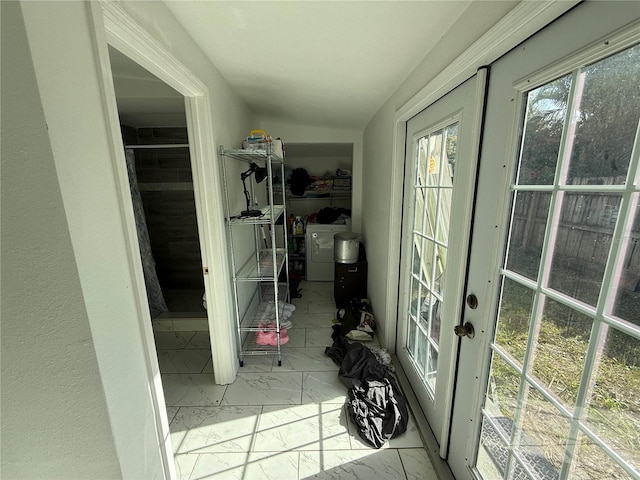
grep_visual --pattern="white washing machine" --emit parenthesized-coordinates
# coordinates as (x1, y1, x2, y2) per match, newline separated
(306, 223, 349, 281)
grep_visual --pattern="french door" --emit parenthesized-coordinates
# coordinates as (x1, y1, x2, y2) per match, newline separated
(398, 72, 486, 452)
(398, 2, 640, 479)
(445, 2, 640, 479)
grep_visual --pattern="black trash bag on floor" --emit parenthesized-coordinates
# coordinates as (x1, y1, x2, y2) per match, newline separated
(347, 376, 409, 449)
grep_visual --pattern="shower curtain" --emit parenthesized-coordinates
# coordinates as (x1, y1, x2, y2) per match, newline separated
(125, 148, 168, 317)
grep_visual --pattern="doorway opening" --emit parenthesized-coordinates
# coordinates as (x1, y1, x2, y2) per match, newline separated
(109, 46, 208, 323)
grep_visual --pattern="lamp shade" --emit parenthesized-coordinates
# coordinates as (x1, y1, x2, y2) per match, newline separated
(254, 166, 268, 183)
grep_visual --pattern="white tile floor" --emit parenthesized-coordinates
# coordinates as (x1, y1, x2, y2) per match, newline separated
(156, 281, 439, 480)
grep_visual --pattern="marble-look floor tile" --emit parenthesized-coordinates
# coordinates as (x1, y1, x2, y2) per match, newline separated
(189, 451, 299, 480)
(220, 372, 303, 405)
(173, 453, 198, 480)
(288, 312, 335, 329)
(157, 349, 212, 374)
(185, 331, 211, 349)
(297, 289, 332, 303)
(166, 406, 180, 424)
(305, 327, 335, 347)
(172, 317, 208, 332)
(299, 448, 407, 480)
(290, 297, 308, 312)
(237, 354, 274, 373)
(347, 408, 424, 450)
(307, 301, 339, 314)
(152, 319, 174, 332)
(154, 331, 196, 349)
(302, 281, 334, 296)
(279, 328, 306, 348)
(201, 357, 213, 374)
(170, 406, 262, 453)
(253, 403, 351, 452)
(302, 371, 347, 404)
(162, 373, 226, 407)
(399, 448, 438, 480)
(278, 347, 339, 372)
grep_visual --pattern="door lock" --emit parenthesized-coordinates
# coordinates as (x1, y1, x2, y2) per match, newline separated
(454, 322, 475, 339)
(466, 294, 478, 309)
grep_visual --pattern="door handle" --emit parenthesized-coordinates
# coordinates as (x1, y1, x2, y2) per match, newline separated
(454, 322, 475, 339)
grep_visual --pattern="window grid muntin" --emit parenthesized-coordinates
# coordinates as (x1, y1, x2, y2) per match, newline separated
(405, 121, 458, 398)
(481, 46, 640, 479)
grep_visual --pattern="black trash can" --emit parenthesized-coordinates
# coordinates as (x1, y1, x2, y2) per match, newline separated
(334, 245, 367, 308)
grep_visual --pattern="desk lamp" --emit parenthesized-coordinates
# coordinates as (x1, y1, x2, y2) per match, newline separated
(240, 162, 268, 217)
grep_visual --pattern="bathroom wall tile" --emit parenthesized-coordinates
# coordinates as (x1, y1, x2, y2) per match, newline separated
(399, 448, 439, 480)
(253, 403, 351, 452)
(220, 372, 303, 406)
(161, 373, 226, 407)
(278, 347, 338, 372)
(170, 405, 262, 454)
(189, 451, 298, 480)
(302, 371, 346, 404)
(299, 448, 407, 480)
(157, 349, 211, 374)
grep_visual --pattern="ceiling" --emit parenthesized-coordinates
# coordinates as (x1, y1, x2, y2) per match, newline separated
(111, 1, 517, 131)
(162, 0, 475, 129)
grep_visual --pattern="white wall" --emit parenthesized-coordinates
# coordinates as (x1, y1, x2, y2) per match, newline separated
(1, 2, 123, 478)
(5, 0, 254, 477)
(361, 1, 517, 349)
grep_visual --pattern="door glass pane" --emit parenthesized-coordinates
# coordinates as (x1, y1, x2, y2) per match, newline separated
(517, 75, 571, 186)
(566, 44, 640, 185)
(570, 431, 633, 479)
(506, 192, 552, 280)
(514, 387, 571, 479)
(548, 193, 620, 306)
(494, 278, 535, 366)
(612, 198, 639, 323)
(478, 42, 639, 480)
(585, 326, 640, 474)
(486, 353, 521, 429)
(530, 298, 593, 410)
(405, 122, 458, 397)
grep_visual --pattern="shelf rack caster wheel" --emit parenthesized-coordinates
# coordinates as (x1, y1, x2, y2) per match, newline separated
(239, 360, 244, 367)
(277, 360, 282, 367)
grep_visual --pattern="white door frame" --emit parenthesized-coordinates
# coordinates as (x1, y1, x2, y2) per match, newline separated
(90, 1, 237, 477)
(386, 0, 579, 458)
